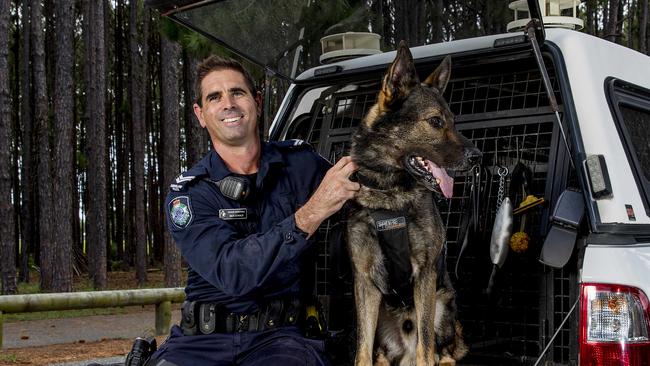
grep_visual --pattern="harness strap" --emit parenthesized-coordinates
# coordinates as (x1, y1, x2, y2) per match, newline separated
(370, 209, 414, 307)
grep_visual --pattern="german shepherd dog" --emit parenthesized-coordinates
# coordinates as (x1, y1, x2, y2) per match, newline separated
(347, 42, 481, 365)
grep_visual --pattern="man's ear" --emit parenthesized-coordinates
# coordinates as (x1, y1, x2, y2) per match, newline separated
(422, 55, 451, 94)
(377, 40, 418, 114)
(193, 103, 206, 128)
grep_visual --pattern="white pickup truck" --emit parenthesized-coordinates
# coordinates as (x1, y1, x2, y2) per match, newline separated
(150, 1, 650, 364)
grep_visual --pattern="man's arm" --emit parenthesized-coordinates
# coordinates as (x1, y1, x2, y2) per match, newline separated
(167, 156, 358, 299)
(295, 156, 359, 237)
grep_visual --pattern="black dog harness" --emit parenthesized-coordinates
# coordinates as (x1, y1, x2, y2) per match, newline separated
(369, 207, 449, 309)
(370, 209, 415, 307)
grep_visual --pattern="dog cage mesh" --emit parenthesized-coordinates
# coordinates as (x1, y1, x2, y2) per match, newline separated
(296, 57, 577, 365)
(447, 67, 561, 115)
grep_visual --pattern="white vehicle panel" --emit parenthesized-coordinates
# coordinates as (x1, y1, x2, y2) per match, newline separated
(546, 29, 650, 225)
(581, 244, 650, 297)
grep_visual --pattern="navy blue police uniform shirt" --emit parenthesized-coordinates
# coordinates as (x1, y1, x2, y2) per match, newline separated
(165, 140, 331, 314)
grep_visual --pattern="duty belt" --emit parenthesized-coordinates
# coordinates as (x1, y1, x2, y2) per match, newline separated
(180, 297, 302, 335)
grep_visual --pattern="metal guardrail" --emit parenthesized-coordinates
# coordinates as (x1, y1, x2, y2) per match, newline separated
(0, 287, 185, 348)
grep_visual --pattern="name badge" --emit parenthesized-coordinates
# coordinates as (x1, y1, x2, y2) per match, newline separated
(376, 216, 406, 231)
(219, 208, 248, 220)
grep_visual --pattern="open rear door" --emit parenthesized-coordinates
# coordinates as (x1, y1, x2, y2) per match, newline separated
(146, 0, 371, 81)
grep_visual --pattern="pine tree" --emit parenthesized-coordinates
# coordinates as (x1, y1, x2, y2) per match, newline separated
(160, 34, 182, 287)
(0, 0, 17, 295)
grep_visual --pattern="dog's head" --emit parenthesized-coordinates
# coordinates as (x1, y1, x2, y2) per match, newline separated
(354, 41, 481, 198)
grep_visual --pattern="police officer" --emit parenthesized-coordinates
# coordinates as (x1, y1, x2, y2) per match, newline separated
(146, 56, 359, 365)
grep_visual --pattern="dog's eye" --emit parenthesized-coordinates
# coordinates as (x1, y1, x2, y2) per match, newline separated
(428, 117, 444, 128)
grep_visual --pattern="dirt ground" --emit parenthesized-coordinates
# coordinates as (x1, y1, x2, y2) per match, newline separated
(1, 338, 135, 365)
(1, 270, 184, 366)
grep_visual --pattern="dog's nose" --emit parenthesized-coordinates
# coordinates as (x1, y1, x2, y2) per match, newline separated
(465, 147, 482, 165)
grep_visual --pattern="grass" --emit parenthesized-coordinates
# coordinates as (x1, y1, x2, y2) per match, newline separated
(0, 354, 18, 363)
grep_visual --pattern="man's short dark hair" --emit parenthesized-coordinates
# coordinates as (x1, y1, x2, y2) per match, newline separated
(195, 56, 257, 107)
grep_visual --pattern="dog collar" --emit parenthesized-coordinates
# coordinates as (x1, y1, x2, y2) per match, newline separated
(356, 172, 417, 191)
(356, 172, 385, 190)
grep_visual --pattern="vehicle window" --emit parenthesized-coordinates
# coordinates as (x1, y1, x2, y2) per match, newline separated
(619, 105, 650, 181)
(608, 78, 650, 215)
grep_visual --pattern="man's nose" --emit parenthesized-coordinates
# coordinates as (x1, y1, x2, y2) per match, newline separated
(221, 94, 236, 109)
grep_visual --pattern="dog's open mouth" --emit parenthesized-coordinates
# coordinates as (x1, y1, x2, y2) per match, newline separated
(404, 155, 454, 198)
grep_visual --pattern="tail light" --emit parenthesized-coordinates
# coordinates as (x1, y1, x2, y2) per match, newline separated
(580, 283, 650, 365)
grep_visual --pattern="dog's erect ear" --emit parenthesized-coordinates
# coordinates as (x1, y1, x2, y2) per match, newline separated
(378, 41, 418, 112)
(423, 55, 451, 94)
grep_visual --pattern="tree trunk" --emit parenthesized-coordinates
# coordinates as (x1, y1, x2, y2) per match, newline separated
(131, 0, 148, 285)
(427, 0, 444, 43)
(641, 0, 648, 54)
(114, 0, 125, 264)
(628, 0, 635, 48)
(183, 52, 206, 167)
(149, 13, 164, 265)
(605, 0, 620, 42)
(32, 0, 54, 291)
(0, 0, 17, 295)
(617, 0, 625, 45)
(160, 35, 182, 287)
(11, 4, 20, 273)
(85, 0, 107, 289)
(19, 0, 32, 284)
(50, 0, 74, 293)
(586, 0, 596, 35)
(394, 0, 425, 46)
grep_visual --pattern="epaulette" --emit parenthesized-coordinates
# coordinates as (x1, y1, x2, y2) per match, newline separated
(169, 167, 208, 192)
(273, 139, 313, 150)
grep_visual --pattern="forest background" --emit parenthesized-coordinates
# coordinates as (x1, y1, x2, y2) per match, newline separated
(0, 0, 648, 294)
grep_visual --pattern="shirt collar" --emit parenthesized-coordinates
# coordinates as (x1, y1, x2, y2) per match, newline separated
(206, 141, 284, 186)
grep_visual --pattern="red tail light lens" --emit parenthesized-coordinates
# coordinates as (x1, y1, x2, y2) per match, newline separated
(580, 283, 650, 365)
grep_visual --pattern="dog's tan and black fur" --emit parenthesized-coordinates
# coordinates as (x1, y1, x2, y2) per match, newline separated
(347, 42, 480, 365)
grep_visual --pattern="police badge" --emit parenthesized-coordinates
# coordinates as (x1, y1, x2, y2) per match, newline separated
(169, 196, 193, 229)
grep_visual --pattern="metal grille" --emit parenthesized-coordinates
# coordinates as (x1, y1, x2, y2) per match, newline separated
(289, 59, 576, 365)
(446, 67, 562, 116)
(447, 121, 555, 364)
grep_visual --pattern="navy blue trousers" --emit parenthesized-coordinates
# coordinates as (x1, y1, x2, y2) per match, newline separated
(148, 325, 329, 366)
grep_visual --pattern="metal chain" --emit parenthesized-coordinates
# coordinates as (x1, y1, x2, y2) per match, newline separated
(496, 166, 508, 209)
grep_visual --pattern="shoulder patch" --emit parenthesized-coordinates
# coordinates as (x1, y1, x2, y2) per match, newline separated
(170, 172, 205, 192)
(168, 196, 193, 229)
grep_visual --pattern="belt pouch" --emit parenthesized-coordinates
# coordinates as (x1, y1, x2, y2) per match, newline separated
(180, 301, 197, 336)
(280, 297, 300, 327)
(261, 299, 284, 330)
(198, 303, 217, 334)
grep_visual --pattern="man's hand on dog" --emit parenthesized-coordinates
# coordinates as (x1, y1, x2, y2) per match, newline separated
(295, 156, 359, 237)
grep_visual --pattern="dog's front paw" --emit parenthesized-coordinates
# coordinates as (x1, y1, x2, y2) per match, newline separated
(438, 356, 456, 366)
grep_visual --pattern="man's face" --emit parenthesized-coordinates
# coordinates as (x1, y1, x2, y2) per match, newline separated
(194, 69, 261, 147)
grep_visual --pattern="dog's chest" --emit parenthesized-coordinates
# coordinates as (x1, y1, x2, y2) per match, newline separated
(348, 202, 443, 270)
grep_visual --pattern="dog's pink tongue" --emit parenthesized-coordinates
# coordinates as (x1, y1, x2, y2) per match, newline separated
(425, 160, 454, 198)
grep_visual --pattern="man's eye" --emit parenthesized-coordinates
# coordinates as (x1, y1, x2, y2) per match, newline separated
(429, 117, 443, 128)
(208, 95, 219, 102)
(233, 90, 245, 97)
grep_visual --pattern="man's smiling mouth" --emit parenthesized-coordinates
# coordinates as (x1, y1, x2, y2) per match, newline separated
(222, 116, 243, 124)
